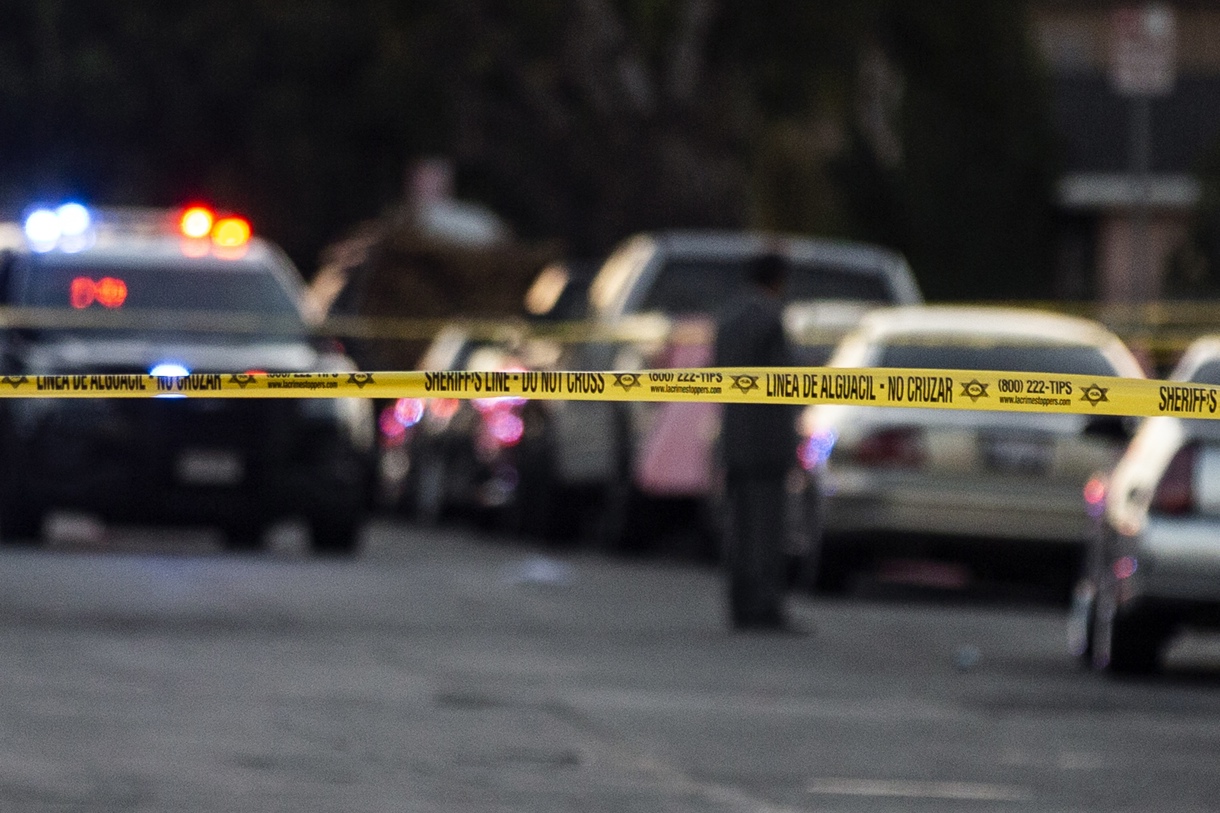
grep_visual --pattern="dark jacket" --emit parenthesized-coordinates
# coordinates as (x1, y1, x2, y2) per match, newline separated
(713, 290, 797, 473)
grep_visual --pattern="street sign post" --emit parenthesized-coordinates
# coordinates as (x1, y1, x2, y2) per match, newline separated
(1111, 4, 1177, 97)
(1110, 4, 1177, 304)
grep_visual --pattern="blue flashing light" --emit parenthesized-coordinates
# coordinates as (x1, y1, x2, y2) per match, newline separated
(55, 203, 91, 236)
(24, 209, 61, 250)
(798, 429, 838, 471)
(150, 363, 190, 378)
(151, 363, 190, 399)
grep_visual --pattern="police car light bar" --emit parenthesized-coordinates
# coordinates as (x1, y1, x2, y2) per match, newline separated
(178, 206, 251, 248)
(23, 203, 94, 253)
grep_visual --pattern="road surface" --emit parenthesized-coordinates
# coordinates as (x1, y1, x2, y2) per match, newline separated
(0, 517, 1217, 812)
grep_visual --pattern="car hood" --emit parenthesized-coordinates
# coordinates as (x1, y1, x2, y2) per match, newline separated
(20, 336, 322, 374)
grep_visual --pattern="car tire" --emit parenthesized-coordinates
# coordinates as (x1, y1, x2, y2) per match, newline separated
(785, 472, 827, 593)
(412, 448, 449, 527)
(511, 424, 562, 540)
(0, 502, 45, 547)
(1066, 579, 1097, 665)
(592, 474, 650, 555)
(589, 405, 650, 555)
(309, 517, 361, 557)
(1092, 595, 1162, 675)
(807, 543, 853, 595)
(221, 520, 266, 553)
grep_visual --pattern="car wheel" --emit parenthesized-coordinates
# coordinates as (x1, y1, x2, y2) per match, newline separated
(512, 429, 561, 540)
(412, 448, 448, 526)
(1066, 579, 1097, 665)
(589, 406, 650, 555)
(0, 502, 45, 547)
(1092, 593, 1162, 675)
(309, 517, 361, 557)
(221, 520, 266, 553)
(807, 542, 853, 595)
(785, 472, 828, 593)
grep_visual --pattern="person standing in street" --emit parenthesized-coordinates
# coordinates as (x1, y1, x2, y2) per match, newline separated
(713, 251, 800, 632)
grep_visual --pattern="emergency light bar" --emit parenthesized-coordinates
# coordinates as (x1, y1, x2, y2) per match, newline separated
(22, 203, 252, 252)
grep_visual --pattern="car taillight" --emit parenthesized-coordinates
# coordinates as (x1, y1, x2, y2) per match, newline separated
(1083, 475, 1106, 517)
(1151, 443, 1198, 515)
(853, 427, 925, 468)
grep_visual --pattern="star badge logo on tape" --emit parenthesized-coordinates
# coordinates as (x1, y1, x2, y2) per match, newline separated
(1080, 383, 1109, 407)
(961, 379, 989, 402)
(347, 373, 375, 388)
(613, 373, 641, 392)
(730, 375, 759, 395)
(1, 375, 28, 389)
(228, 373, 255, 388)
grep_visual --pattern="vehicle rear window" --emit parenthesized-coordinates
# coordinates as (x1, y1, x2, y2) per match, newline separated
(1187, 360, 1220, 385)
(877, 342, 1117, 376)
(11, 258, 303, 317)
(640, 258, 894, 314)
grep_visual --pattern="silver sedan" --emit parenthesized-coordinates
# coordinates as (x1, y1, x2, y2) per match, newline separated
(1069, 334, 1220, 674)
(796, 306, 1146, 594)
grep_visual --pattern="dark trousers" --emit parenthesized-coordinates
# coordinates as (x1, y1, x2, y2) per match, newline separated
(724, 472, 787, 628)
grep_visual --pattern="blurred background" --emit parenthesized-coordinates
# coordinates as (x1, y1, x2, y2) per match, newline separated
(3, 0, 1218, 327)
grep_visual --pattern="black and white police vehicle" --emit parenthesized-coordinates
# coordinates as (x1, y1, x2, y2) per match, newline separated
(0, 204, 375, 554)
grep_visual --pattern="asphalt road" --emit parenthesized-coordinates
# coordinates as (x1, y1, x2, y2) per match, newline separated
(1, 517, 1219, 812)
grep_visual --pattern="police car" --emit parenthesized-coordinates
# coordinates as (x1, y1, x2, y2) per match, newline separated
(0, 204, 375, 554)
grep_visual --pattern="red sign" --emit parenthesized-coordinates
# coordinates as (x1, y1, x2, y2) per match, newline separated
(70, 277, 128, 309)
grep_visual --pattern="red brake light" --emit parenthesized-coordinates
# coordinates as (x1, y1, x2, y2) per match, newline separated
(1151, 444, 1197, 515)
(853, 427, 926, 468)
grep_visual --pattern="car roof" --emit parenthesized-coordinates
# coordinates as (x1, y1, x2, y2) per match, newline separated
(0, 210, 309, 311)
(1170, 334, 1220, 381)
(838, 305, 1146, 379)
(8, 233, 285, 269)
(852, 305, 1124, 345)
(646, 230, 910, 269)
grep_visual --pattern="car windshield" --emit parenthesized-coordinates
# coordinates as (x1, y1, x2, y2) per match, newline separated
(878, 341, 1117, 376)
(11, 258, 303, 317)
(5, 255, 308, 341)
(1187, 359, 1220, 385)
(640, 257, 893, 314)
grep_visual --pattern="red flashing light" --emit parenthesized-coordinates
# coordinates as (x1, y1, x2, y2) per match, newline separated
(854, 427, 925, 468)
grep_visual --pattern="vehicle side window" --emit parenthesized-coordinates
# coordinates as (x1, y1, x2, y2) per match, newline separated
(640, 259, 750, 314)
(639, 258, 896, 315)
(877, 343, 1117, 376)
(786, 263, 892, 303)
(1188, 360, 1220, 385)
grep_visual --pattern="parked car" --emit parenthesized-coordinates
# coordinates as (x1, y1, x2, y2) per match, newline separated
(1068, 334, 1220, 674)
(0, 204, 375, 554)
(380, 260, 598, 536)
(544, 231, 923, 554)
(797, 306, 1146, 594)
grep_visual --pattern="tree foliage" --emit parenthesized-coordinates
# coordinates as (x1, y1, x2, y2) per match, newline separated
(0, 0, 1057, 299)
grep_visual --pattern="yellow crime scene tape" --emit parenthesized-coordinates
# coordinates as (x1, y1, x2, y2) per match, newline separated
(2, 367, 1219, 420)
(0, 305, 1211, 351)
